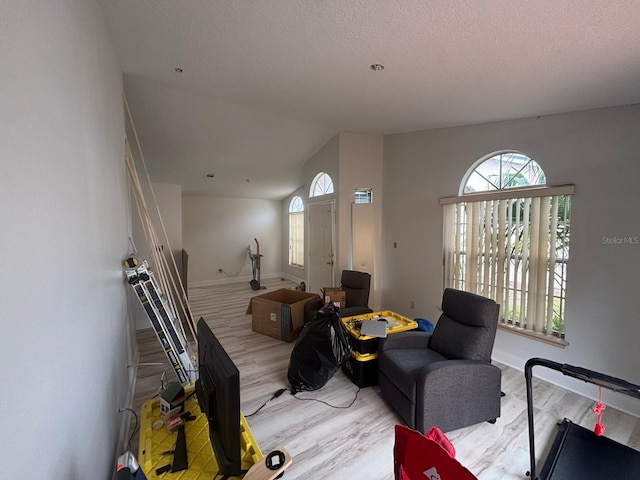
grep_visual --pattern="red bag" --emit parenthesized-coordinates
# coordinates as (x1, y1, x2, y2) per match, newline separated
(394, 425, 477, 480)
(425, 426, 456, 459)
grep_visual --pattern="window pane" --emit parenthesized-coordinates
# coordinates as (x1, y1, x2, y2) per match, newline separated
(464, 152, 546, 193)
(289, 196, 304, 213)
(447, 152, 570, 341)
(355, 188, 373, 204)
(289, 212, 304, 266)
(310, 172, 334, 197)
(443, 194, 570, 338)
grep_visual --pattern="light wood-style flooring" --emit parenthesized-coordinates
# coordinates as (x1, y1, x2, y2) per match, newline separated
(131, 278, 640, 479)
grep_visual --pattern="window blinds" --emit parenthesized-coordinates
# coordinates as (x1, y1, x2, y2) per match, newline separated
(289, 212, 304, 266)
(442, 186, 572, 336)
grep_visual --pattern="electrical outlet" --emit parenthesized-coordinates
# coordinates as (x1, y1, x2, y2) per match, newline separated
(410, 301, 415, 309)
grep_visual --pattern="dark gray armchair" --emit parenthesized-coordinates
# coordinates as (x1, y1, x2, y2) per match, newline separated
(303, 270, 373, 323)
(378, 288, 501, 433)
(339, 270, 373, 317)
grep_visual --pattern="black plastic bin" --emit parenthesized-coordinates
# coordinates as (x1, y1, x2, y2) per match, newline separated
(342, 352, 378, 387)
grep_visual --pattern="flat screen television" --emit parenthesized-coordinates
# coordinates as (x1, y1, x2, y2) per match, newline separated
(195, 317, 242, 478)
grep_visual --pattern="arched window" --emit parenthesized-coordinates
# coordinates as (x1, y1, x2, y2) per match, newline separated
(309, 172, 334, 197)
(442, 150, 573, 344)
(288, 196, 304, 267)
(462, 151, 546, 194)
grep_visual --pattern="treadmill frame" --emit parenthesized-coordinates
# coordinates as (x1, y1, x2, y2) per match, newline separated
(525, 357, 640, 479)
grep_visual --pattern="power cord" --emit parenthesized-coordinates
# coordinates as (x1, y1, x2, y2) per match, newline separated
(292, 386, 360, 409)
(220, 254, 249, 278)
(245, 388, 288, 417)
(119, 407, 139, 451)
(245, 384, 361, 417)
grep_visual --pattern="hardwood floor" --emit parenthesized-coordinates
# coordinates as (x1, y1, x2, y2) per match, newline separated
(131, 277, 640, 479)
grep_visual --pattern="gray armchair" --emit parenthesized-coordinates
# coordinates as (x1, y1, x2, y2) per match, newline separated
(339, 269, 373, 317)
(303, 270, 373, 323)
(378, 288, 501, 433)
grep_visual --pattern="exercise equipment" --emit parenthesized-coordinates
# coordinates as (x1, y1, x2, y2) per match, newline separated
(525, 357, 640, 479)
(249, 238, 265, 291)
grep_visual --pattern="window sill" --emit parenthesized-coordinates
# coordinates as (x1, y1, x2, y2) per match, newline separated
(498, 323, 568, 348)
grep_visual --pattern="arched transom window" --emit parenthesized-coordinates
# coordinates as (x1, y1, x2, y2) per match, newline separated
(462, 151, 546, 194)
(310, 172, 334, 197)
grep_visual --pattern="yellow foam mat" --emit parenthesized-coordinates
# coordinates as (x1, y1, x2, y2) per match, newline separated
(139, 390, 263, 479)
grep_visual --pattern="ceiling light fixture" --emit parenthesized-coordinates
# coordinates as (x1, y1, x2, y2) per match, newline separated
(174, 67, 184, 73)
(370, 64, 384, 72)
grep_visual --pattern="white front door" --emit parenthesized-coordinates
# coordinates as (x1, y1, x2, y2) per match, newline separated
(308, 201, 335, 296)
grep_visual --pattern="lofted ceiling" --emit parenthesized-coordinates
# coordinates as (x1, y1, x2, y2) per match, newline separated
(99, 0, 640, 200)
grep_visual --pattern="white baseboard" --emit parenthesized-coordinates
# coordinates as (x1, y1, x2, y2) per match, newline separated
(280, 272, 305, 284)
(492, 349, 526, 372)
(493, 349, 640, 418)
(190, 272, 302, 288)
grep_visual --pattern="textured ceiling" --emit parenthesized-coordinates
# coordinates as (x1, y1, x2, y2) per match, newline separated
(100, 0, 640, 199)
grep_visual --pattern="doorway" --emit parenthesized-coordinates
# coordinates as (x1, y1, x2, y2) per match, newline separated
(307, 201, 335, 295)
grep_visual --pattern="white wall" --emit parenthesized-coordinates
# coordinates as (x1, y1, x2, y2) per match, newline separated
(0, 1, 133, 477)
(294, 132, 383, 307)
(338, 132, 383, 310)
(183, 195, 282, 286)
(382, 105, 640, 415)
(302, 134, 340, 290)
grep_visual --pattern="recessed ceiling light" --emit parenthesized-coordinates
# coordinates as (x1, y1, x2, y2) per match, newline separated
(204, 173, 215, 178)
(174, 67, 184, 73)
(370, 64, 384, 72)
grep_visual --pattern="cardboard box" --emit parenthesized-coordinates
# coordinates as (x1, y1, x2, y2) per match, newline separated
(246, 288, 321, 342)
(323, 287, 346, 308)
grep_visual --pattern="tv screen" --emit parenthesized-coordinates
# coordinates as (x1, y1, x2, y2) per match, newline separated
(195, 317, 242, 478)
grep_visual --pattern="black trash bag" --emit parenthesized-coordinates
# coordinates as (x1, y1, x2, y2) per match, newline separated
(287, 303, 352, 393)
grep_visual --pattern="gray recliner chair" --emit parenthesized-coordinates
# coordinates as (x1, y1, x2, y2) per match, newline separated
(339, 270, 373, 318)
(303, 270, 373, 323)
(378, 288, 501, 433)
